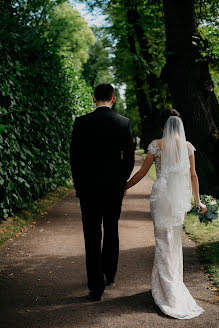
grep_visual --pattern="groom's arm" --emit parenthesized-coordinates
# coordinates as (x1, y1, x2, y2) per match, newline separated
(122, 120, 135, 185)
(70, 118, 81, 195)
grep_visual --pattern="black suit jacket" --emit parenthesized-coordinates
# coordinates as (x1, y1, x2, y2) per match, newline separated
(70, 106, 135, 198)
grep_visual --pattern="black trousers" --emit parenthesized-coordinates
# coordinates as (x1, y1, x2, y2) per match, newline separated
(80, 191, 123, 293)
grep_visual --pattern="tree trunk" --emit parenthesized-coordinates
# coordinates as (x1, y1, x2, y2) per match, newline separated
(162, 0, 219, 197)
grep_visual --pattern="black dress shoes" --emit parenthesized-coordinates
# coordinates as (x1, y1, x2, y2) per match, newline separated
(105, 278, 115, 286)
(87, 291, 101, 302)
(87, 286, 105, 302)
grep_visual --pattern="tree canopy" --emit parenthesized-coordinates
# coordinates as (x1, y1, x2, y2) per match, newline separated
(46, 2, 96, 70)
(81, 0, 219, 196)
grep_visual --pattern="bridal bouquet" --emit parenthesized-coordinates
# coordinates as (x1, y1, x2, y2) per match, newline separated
(195, 195, 219, 224)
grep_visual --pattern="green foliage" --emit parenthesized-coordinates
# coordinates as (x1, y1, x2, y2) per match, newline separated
(138, 148, 156, 181)
(198, 241, 219, 293)
(82, 26, 126, 117)
(184, 213, 219, 293)
(197, 21, 219, 100)
(46, 2, 96, 70)
(82, 0, 169, 144)
(83, 27, 114, 87)
(0, 182, 73, 246)
(195, 0, 219, 26)
(211, 70, 219, 100)
(125, 83, 141, 136)
(0, 1, 94, 221)
(197, 25, 219, 67)
(196, 0, 219, 69)
(113, 90, 126, 116)
(83, 0, 166, 80)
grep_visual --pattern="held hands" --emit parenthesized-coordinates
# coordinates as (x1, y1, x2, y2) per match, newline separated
(123, 185, 128, 198)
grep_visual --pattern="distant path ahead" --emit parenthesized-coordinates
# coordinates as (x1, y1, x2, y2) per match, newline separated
(0, 152, 218, 328)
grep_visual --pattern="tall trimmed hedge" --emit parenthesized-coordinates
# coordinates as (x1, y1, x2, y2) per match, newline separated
(0, 1, 94, 220)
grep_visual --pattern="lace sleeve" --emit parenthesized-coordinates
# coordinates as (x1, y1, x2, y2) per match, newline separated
(147, 140, 158, 156)
(187, 141, 196, 157)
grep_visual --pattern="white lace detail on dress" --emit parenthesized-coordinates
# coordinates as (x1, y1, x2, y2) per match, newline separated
(147, 139, 160, 156)
(187, 141, 196, 157)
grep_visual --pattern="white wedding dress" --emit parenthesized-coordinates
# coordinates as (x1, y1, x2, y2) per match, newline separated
(148, 139, 204, 319)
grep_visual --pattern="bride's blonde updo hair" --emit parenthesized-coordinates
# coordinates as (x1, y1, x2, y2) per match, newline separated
(160, 108, 182, 129)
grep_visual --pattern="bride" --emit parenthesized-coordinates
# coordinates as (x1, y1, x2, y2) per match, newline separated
(125, 109, 206, 319)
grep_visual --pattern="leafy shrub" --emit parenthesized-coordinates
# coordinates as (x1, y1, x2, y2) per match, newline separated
(0, 1, 94, 220)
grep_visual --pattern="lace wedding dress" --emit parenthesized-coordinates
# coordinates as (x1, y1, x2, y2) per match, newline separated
(148, 139, 204, 319)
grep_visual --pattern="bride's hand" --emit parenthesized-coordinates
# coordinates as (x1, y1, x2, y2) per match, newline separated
(197, 202, 207, 214)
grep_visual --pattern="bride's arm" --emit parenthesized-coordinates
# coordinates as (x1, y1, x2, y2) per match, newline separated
(125, 151, 154, 191)
(189, 154, 206, 213)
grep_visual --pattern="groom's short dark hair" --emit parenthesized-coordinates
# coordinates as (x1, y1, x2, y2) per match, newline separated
(94, 84, 115, 101)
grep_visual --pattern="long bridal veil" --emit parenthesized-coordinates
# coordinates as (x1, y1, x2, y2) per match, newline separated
(161, 116, 192, 220)
(150, 116, 204, 319)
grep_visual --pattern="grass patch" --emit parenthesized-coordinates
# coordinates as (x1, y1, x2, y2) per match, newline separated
(148, 163, 156, 181)
(0, 181, 74, 246)
(137, 148, 157, 180)
(184, 213, 219, 293)
(136, 147, 145, 155)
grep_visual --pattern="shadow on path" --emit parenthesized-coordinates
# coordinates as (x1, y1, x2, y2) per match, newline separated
(0, 152, 218, 328)
(121, 210, 152, 221)
(126, 194, 150, 200)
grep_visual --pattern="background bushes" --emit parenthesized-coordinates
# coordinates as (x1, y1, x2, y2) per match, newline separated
(0, 0, 94, 220)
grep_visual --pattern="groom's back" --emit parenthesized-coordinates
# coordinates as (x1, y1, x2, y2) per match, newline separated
(70, 107, 134, 197)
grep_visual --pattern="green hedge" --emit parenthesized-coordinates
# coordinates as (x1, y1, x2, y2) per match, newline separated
(0, 2, 94, 220)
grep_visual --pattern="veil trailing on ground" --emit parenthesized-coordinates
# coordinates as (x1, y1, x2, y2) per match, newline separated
(161, 116, 192, 219)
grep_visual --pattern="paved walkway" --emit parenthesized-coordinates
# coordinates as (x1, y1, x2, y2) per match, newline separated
(0, 153, 218, 328)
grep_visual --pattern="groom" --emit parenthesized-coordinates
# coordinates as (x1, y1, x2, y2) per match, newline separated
(70, 83, 135, 301)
